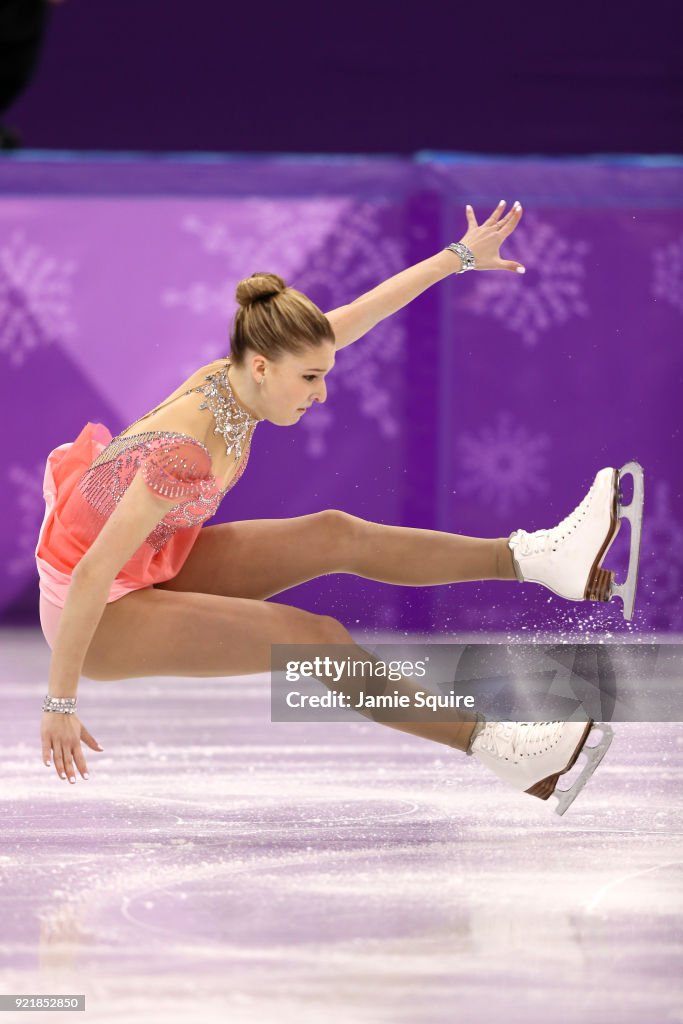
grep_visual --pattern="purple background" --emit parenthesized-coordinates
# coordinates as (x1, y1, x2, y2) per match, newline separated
(1, 153, 681, 634)
(4, 0, 682, 156)
(1, 11, 681, 1016)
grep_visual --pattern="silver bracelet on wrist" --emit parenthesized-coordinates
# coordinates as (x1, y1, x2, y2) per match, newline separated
(445, 241, 476, 273)
(43, 695, 78, 714)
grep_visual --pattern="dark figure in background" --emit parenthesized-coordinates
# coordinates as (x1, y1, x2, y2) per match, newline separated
(0, 0, 62, 150)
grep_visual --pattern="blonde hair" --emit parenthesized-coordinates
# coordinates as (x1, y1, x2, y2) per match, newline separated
(230, 272, 334, 366)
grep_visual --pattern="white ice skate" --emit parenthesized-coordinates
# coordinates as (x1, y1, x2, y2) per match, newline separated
(507, 461, 644, 619)
(470, 719, 613, 815)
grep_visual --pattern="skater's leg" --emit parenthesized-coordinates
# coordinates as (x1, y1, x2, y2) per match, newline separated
(155, 510, 517, 601)
(155, 511, 358, 600)
(351, 522, 518, 585)
(80, 586, 609, 811)
(82, 586, 477, 752)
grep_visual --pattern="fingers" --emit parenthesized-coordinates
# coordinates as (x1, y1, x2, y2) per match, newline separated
(52, 743, 67, 781)
(61, 745, 76, 783)
(42, 717, 102, 782)
(498, 259, 526, 273)
(483, 199, 508, 226)
(47, 742, 89, 783)
(496, 201, 523, 235)
(60, 746, 85, 783)
(468, 199, 523, 236)
(72, 747, 90, 780)
(81, 726, 104, 752)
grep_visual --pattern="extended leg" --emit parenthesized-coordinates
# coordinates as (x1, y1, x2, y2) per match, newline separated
(77, 588, 609, 812)
(350, 520, 518, 585)
(81, 586, 477, 753)
(155, 510, 517, 601)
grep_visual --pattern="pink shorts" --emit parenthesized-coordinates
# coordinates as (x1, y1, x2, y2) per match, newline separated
(39, 585, 157, 651)
(39, 593, 63, 651)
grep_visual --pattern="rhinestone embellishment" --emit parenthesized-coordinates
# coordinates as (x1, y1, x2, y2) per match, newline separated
(195, 362, 261, 462)
(75, 359, 260, 553)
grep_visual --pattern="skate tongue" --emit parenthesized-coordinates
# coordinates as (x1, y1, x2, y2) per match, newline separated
(477, 721, 565, 761)
(513, 528, 551, 557)
(515, 721, 565, 758)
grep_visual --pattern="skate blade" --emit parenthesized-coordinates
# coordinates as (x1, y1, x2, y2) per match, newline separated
(585, 468, 621, 603)
(526, 719, 593, 800)
(609, 461, 645, 621)
(552, 723, 614, 816)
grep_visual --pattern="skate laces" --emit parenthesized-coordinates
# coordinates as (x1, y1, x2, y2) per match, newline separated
(512, 481, 596, 555)
(477, 721, 566, 761)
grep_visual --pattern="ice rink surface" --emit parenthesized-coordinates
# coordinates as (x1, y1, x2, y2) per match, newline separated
(1, 630, 682, 1024)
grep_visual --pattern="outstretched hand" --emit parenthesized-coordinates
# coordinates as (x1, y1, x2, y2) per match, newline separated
(41, 712, 104, 784)
(458, 200, 525, 273)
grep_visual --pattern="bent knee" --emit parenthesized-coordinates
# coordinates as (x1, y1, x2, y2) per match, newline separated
(314, 613, 354, 645)
(318, 509, 364, 571)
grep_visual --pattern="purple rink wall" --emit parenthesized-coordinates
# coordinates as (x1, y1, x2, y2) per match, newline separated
(1, 151, 681, 636)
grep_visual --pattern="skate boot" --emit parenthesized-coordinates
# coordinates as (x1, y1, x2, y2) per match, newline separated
(469, 719, 613, 815)
(507, 461, 644, 619)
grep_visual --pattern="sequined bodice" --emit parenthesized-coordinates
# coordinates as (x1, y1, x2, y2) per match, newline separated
(76, 360, 260, 552)
(112, 358, 260, 467)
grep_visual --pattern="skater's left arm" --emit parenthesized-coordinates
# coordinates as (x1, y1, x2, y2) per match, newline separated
(325, 251, 458, 350)
(326, 200, 525, 350)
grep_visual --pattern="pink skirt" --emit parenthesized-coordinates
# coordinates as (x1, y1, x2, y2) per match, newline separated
(35, 422, 204, 609)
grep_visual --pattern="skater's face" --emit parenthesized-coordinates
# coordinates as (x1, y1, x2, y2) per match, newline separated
(260, 341, 336, 426)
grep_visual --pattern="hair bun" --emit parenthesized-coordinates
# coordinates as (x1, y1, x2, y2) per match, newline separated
(235, 272, 286, 308)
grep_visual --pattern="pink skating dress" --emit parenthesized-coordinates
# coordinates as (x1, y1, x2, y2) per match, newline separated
(35, 360, 259, 617)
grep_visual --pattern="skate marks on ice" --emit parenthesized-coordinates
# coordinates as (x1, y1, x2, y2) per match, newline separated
(1, 634, 682, 1024)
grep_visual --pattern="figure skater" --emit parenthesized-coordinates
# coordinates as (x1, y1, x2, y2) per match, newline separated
(36, 199, 643, 815)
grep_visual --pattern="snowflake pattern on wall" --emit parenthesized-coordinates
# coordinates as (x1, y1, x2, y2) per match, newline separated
(0, 231, 77, 367)
(637, 479, 683, 628)
(293, 205, 405, 456)
(455, 411, 551, 516)
(162, 202, 406, 457)
(456, 213, 590, 347)
(6, 460, 45, 578)
(162, 199, 354, 325)
(176, 339, 230, 382)
(652, 235, 683, 314)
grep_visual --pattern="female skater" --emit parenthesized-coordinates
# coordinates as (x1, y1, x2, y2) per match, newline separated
(36, 199, 641, 815)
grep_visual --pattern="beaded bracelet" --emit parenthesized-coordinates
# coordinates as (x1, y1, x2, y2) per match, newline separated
(444, 241, 476, 273)
(43, 695, 78, 715)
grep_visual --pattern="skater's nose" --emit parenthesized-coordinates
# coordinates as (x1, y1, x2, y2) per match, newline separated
(311, 380, 327, 404)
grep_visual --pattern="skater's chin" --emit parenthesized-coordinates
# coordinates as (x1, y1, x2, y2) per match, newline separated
(268, 412, 303, 427)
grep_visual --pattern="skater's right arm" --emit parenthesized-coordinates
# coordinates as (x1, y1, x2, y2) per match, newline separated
(42, 470, 181, 781)
(46, 469, 176, 698)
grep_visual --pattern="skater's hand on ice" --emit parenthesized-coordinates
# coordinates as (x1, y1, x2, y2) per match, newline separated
(41, 712, 104, 784)
(458, 200, 526, 273)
